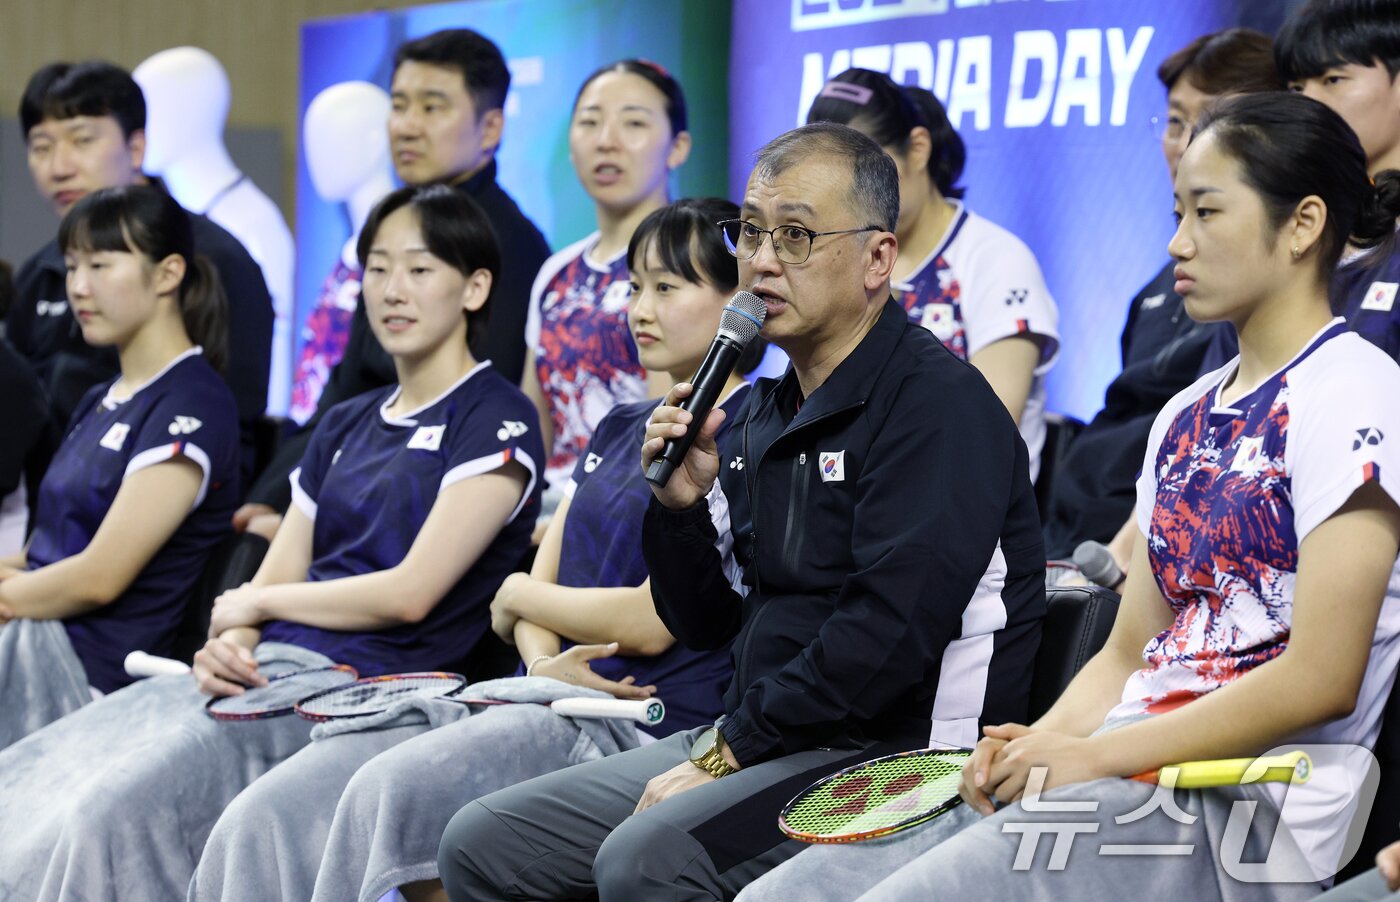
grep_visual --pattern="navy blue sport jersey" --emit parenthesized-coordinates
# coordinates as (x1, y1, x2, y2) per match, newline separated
(261, 361, 543, 674)
(26, 348, 240, 693)
(554, 385, 750, 737)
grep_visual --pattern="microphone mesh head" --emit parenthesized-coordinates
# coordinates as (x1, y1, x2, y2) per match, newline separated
(719, 291, 767, 346)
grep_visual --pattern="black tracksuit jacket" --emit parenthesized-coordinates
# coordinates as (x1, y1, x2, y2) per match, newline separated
(643, 299, 1046, 766)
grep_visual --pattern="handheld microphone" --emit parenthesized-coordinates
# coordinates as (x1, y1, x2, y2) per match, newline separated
(1072, 540, 1125, 589)
(645, 291, 766, 488)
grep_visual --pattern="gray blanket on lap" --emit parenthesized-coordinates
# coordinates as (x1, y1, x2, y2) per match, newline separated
(0, 642, 330, 902)
(0, 618, 94, 750)
(189, 676, 642, 902)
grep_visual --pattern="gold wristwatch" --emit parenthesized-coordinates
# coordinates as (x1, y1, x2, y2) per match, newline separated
(689, 724, 737, 778)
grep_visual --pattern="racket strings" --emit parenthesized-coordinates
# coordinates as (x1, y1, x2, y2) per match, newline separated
(783, 751, 969, 839)
(295, 673, 465, 719)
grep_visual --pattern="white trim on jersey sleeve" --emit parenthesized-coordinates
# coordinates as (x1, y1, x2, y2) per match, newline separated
(525, 233, 600, 352)
(289, 468, 317, 522)
(928, 541, 1009, 750)
(943, 212, 1060, 367)
(440, 448, 540, 524)
(563, 478, 578, 500)
(1134, 365, 1229, 538)
(1284, 334, 1400, 543)
(124, 441, 213, 510)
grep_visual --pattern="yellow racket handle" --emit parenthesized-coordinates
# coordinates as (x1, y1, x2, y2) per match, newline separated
(1131, 750, 1312, 788)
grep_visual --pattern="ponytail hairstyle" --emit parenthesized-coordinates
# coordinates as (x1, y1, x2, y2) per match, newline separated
(806, 67, 966, 200)
(356, 184, 502, 351)
(574, 58, 688, 136)
(57, 185, 229, 371)
(626, 197, 768, 374)
(1193, 92, 1400, 294)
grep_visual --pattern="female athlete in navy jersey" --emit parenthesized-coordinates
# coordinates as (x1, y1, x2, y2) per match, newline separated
(0, 185, 239, 744)
(187, 198, 762, 902)
(740, 92, 1400, 902)
(522, 59, 692, 497)
(193, 184, 541, 692)
(0, 185, 541, 901)
(807, 68, 1059, 479)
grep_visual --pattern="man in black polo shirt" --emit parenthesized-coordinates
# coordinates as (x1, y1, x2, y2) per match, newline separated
(234, 28, 550, 531)
(8, 62, 273, 481)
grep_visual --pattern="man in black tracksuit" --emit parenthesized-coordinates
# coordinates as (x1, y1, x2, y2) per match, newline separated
(439, 122, 1044, 901)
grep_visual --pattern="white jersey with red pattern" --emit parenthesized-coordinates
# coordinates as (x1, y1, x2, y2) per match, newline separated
(1112, 320, 1400, 879)
(525, 233, 646, 490)
(894, 202, 1059, 479)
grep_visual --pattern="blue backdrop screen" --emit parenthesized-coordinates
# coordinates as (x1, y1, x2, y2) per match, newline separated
(729, 0, 1273, 418)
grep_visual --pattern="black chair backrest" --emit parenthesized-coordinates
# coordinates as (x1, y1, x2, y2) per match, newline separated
(1028, 584, 1120, 722)
(171, 531, 270, 663)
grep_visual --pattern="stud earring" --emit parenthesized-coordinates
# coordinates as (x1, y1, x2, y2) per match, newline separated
(1291, 246, 1302, 259)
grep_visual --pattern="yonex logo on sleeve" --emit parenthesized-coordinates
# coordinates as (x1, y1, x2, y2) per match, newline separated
(1141, 293, 1166, 310)
(167, 416, 203, 435)
(819, 450, 845, 483)
(1354, 428, 1385, 451)
(584, 452, 603, 473)
(36, 299, 69, 317)
(1004, 288, 1029, 306)
(407, 425, 446, 451)
(99, 422, 130, 451)
(497, 420, 529, 441)
(729, 456, 745, 470)
(332, 448, 343, 466)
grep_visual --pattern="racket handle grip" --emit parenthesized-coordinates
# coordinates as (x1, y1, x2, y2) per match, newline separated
(124, 651, 193, 678)
(1132, 750, 1312, 787)
(550, 697, 665, 725)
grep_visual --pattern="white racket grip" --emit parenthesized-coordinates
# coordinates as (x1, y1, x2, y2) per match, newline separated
(550, 697, 665, 725)
(124, 651, 192, 678)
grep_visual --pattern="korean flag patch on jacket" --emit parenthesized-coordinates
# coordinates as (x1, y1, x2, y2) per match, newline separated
(819, 450, 845, 483)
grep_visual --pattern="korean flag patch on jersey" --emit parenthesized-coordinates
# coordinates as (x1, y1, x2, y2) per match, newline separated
(99, 422, 131, 452)
(819, 450, 845, 483)
(407, 424, 446, 451)
(1361, 281, 1398, 312)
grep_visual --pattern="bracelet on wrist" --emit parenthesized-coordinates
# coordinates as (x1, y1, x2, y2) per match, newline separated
(526, 654, 552, 677)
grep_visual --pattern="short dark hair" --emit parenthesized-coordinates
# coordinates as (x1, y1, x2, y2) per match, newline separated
(1276, 0, 1400, 81)
(20, 62, 146, 139)
(574, 59, 688, 135)
(59, 186, 229, 371)
(356, 184, 503, 351)
(393, 29, 511, 116)
(1195, 92, 1400, 287)
(753, 122, 899, 234)
(627, 197, 768, 374)
(1156, 28, 1282, 96)
(806, 68, 965, 200)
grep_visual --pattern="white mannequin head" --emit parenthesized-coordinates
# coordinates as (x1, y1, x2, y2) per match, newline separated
(133, 47, 230, 173)
(304, 81, 393, 202)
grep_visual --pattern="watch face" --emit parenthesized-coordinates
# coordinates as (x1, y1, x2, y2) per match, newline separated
(690, 728, 718, 761)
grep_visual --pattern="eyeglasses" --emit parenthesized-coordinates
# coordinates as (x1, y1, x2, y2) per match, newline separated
(1149, 113, 1194, 145)
(718, 219, 881, 265)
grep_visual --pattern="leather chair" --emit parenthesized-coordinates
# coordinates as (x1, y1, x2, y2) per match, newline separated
(1028, 584, 1120, 722)
(171, 530, 270, 663)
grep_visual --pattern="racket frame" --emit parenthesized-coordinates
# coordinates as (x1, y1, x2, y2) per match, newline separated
(293, 671, 467, 722)
(205, 664, 359, 722)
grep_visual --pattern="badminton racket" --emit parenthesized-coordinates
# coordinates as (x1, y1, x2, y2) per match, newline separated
(779, 748, 1311, 844)
(294, 672, 468, 721)
(205, 664, 358, 721)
